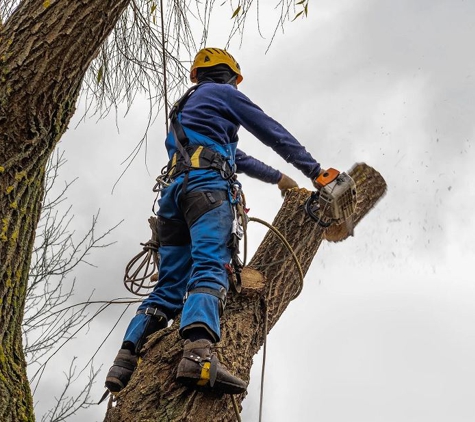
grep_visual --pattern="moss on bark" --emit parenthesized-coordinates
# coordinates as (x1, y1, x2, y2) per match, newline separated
(0, 1, 131, 419)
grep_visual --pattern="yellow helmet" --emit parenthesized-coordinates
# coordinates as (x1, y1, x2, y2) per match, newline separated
(190, 48, 243, 84)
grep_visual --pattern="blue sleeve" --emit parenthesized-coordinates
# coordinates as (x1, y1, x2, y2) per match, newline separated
(235, 149, 282, 184)
(223, 86, 321, 180)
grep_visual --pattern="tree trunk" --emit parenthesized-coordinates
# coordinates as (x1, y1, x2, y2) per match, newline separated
(0, 1, 130, 420)
(104, 163, 387, 421)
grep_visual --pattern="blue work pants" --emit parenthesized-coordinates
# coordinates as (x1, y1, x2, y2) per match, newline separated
(123, 170, 233, 346)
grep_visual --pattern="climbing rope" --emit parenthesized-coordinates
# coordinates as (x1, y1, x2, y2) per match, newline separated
(123, 216, 160, 296)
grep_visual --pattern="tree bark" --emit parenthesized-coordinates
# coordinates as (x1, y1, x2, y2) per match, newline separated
(0, 1, 130, 420)
(104, 163, 387, 421)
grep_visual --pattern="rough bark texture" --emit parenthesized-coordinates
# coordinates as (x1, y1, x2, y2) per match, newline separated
(104, 163, 387, 422)
(0, 1, 130, 420)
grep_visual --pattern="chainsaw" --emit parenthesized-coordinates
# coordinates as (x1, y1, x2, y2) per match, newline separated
(305, 168, 357, 235)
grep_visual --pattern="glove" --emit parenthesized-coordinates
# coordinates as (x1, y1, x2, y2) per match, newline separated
(277, 173, 298, 196)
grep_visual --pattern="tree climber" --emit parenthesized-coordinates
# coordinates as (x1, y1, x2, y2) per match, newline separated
(105, 47, 324, 395)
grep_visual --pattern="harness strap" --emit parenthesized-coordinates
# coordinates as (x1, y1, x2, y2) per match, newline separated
(136, 307, 168, 321)
(167, 144, 234, 179)
(169, 85, 200, 146)
(184, 287, 227, 316)
(170, 120, 191, 168)
(168, 85, 201, 193)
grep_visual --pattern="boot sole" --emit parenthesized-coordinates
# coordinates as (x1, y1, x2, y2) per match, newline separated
(176, 373, 246, 395)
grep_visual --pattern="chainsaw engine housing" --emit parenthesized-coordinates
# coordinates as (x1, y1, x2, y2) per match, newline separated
(318, 172, 357, 224)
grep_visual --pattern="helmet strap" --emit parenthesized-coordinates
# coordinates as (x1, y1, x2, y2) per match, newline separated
(226, 74, 238, 87)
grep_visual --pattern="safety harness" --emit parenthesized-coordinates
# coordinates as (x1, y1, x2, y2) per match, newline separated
(166, 84, 235, 191)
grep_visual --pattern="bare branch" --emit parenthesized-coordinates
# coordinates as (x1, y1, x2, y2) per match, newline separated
(23, 150, 124, 419)
(39, 358, 100, 422)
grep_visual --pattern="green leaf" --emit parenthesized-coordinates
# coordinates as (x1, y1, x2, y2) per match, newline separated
(43, 0, 50, 8)
(296, 0, 306, 4)
(97, 65, 104, 84)
(231, 5, 241, 19)
(292, 10, 304, 21)
(151, 3, 157, 14)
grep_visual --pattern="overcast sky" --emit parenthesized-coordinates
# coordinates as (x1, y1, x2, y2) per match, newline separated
(29, 0, 475, 421)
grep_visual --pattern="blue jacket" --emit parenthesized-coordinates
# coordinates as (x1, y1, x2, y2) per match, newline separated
(166, 82, 321, 184)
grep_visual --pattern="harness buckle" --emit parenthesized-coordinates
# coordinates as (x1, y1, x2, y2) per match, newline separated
(144, 307, 158, 316)
(219, 160, 235, 180)
(141, 307, 166, 319)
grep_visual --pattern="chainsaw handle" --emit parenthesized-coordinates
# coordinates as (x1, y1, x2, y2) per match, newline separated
(313, 168, 340, 189)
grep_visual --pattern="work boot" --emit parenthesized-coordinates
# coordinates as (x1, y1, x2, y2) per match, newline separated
(105, 348, 138, 393)
(176, 339, 247, 395)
